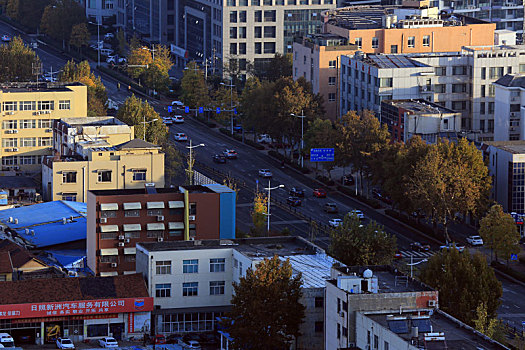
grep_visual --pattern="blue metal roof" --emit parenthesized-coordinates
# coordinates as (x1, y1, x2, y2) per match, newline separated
(0, 201, 86, 248)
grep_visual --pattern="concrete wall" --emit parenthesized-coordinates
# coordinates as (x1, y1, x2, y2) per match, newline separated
(86, 190, 98, 275)
(355, 312, 419, 350)
(297, 287, 325, 350)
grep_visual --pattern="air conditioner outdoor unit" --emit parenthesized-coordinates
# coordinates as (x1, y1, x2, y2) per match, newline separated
(157, 237, 164, 242)
(118, 242, 125, 247)
(45, 128, 52, 133)
(118, 235, 125, 240)
(44, 110, 51, 114)
(5, 111, 14, 115)
(428, 300, 436, 307)
(157, 215, 164, 221)
(13, 166, 19, 170)
(111, 263, 118, 268)
(125, 238, 130, 243)
(100, 217, 107, 223)
(339, 311, 345, 317)
(188, 215, 196, 221)
(11, 129, 18, 133)
(11, 148, 18, 152)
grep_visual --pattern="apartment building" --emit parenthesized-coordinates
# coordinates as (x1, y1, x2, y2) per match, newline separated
(293, 34, 357, 119)
(341, 45, 525, 140)
(86, 184, 236, 276)
(325, 265, 507, 350)
(0, 82, 88, 173)
(493, 74, 525, 141)
(381, 99, 462, 142)
(135, 236, 336, 349)
(85, 0, 126, 27)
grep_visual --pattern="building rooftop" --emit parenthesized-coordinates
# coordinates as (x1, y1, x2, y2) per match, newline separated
(0, 82, 84, 93)
(485, 140, 525, 154)
(0, 273, 149, 305)
(60, 116, 128, 127)
(0, 239, 44, 269)
(366, 310, 508, 349)
(116, 138, 161, 150)
(0, 251, 12, 274)
(0, 176, 38, 190)
(89, 184, 233, 197)
(494, 74, 525, 89)
(0, 201, 87, 248)
(355, 53, 430, 68)
(382, 99, 458, 115)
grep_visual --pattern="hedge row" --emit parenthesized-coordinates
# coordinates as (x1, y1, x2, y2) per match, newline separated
(316, 175, 335, 186)
(384, 209, 442, 240)
(337, 186, 382, 209)
(267, 150, 310, 174)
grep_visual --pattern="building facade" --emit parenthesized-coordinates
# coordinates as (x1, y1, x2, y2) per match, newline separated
(0, 83, 88, 173)
(493, 74, 525, 141)
(86, 184, 236, 276)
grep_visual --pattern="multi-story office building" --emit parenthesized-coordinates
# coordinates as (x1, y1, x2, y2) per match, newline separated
(86, 184, 236, 276)
(0, 82, 88, 173)
(85, 0, 126, 27)
(381, 99, 462, 142)
(293, 34, 357, 119)
(341, 45, 525, 140)
(136, 236, 336, 349)
(493, 74, 525, 141)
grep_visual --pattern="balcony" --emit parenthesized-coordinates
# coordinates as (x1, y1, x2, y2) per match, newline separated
(419, 86, 433, 93)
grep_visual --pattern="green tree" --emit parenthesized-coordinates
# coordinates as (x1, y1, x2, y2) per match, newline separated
(227, 256, 305, 349)
(4, 0, 49, 31)
(0, 36, 40, 82)
(162, 142, 182, 186)
(251, 192, 267, 235)
(473, 302, 504, 341)
(5, 0, 19, 19)
(304, 118, 340, 176)
(479, 204, 520, 262)
(69, 23, 90, 52)
(180, 61, 210, 108)
(128, 45, 173, 93)
(420, 249, 502, 325)
(40, 0, 85, 48)
(329, 213, 397, 266)
(116, 29, 127, 57)
(239, 78, 275, 135)
(255, 53, 292, 81)
(58, 60, 107, 116)
(407, 138, 491, 242)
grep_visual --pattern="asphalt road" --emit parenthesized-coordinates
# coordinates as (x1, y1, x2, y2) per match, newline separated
(2, 19, 525, 330)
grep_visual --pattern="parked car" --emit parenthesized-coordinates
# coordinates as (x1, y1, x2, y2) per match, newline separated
(1, 34, 11, 42)
(56, 337, 75, 349)
(98, 337, 118, 348)
(179, 336, 201, 349)
(173, 133, 188, 141)
(328, 218, 343, 228)
(341, 175, 355, 186)
(324, 203, 338, 213)
(287, 196, 302, 206)
(313, 188, 327, 198)
(410, 242, 431, 252)
(166, 333, 183, 344)
(106, 55, 126, 64)
(104, 32, 114, 39)
(440, 243, 465, 252)
(223, 149, 238, 159)
(348, 209, 365, 220)
(162, 117, 173, 125)
(172, 100, 184, 107)
(289, 187, 305, 197)
(258, 169, 273, 178)
(466, 235, 484, 246)
(257, 134, 273, 143)
(173, 115, 184, 123)
(372, 189, 392, 205)
(394, 251, 404, 260)
(411, 209, 426, 219)
(213, 154, 226, 163)
(151, 334, 166, 344)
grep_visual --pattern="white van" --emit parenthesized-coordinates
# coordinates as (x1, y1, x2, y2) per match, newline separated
(0, 333, 14, 347)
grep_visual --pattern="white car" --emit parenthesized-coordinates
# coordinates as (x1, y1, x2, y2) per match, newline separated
(56, 337, 75, 349)
(174, 133, 188, 141)
(98, 337, 118, 348)
(440, 243, 465, 252)
(258, 169, 273, 178)
(329, 218, 343, 228)
(104, 32, 114, 39)
(1, 34, 11, 42)
(178, 339, 202, 349)
(348, 209, 365, 220)
(173, 115, 185, 123)
(466, 235, 484, 246)
(257, 134, 273, 143)
(106, 55, 126, 64)
(162, 117, 173, 125)
(172, 100, 184, 107)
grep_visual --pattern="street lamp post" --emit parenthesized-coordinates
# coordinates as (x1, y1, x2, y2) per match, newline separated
(141, 117, 158, 141)
(186, 140, 205, 185)
(220, 78, 235, 135)
(407, 256, 428, 278)
(88, 21, 101, 67)
(291, 110, 305, 168)
(264, 180, 284, 234)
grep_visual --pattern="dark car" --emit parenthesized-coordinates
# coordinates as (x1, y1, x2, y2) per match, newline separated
(341, 175, 355, 186)
(213, 154, 226, 163)
(372, 189, 393, 205)
(323, 203, 338, 213)
(289, 187, 305, 197)
(166, 334, 182, 344)
(287, 196, 302, 206)
(410, 242, 431, 252)
(313, 188, 327, 198)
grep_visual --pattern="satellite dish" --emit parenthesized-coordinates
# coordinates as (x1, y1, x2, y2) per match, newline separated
(363, 269, 373, 278)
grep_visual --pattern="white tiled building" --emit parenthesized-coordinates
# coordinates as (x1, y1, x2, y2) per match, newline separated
(493, 74, 525, 141)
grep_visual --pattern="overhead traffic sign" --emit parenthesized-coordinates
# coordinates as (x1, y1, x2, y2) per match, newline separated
(310, 148, 335, 162)
(185, 106, 190, 113)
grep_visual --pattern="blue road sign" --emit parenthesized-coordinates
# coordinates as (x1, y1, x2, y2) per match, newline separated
(511, 254, 518, 261)
(216, 107, 221, 114)
(234, 107, 238, 115)
(310, 148, 335, 162)
(198, 107, 204, 114)
(185, 106, 190, 113)
(168, 106, 172, 113)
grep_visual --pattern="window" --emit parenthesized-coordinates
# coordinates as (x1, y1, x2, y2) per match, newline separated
(374, 335, 378, 350)
(328, 60, 336, 68)
(434, 84, 446, 93)
(337, 324, 341, 339)
(227, 0, 236, 5)
(435, 67, 446, 76)
(2, 101, 17, 111)
(169, 229, 183, 237)
(98, 170, 112, 182)
(380, 78, 393, 87)
(2, 138, 17, 147)
(263, 10, 275, 21)
(254, 26, 262, 38)
(264, 0, 272, 4)
(452, 83, 467, 93)
(39, 119, 52, 128)
(481, 67, 486, 79)
(20, 119, 36, 129)
(156, 261, 172, 274)
(488, 102, 494, 114)
(156, 283, 171, 298)
(480, 102, 486, 115)
(263, 42, 275, 54)
(423, 35, 430, 46)
(251, 0, 260, 4)
(255, 42, 262, 54)
(183, 282, 198, 296)
(254, 10, 262, 22)
(183, 259, 199, 273)
(38, 137, 52, 146)
(239, 43, 246, 55)
(100, 210, 116, 218)
(125, 231, 140, 239)
(2, 120, 16, 129)
(264, 26, 276, 38)
(147, 209, 163, 216)
(133, 169, 146, 181)
(384, 341, 389, 350)
(189, 203, 197, 215)
(100, 232, 117, 240)
(19, 101, 35, 111)
(520, 64, 525, 73)
(407, 36, 415, 48)
(210, 258, 226, 272)
(328, 93, 336, 102)
(59, 100, 70, 110)
(480, 85, 486, 97)
(62, 171, 77, 183)
(354, 37, 362, 49)
(239, 27, 247, 39)
(230, 11, 237, 22)
(372, 37, 378, 49)
(452, 66, 467, 75)
(230, 27, 237, 39)
(2, 156, 16, 165)
(147, 230, 164, 238)
(390, 45, 398, 53)
(315, 321, 323, 333)
(19, 156, 36, 165)
(38, 101, 54, 110)
(20, 137, 36, 147)
(210, 281, 225, 295)
(342, 326, 348, 337)
(230, 43, 237, 54)
(62, 193, 77, 201)
(452, 101, 467, 110)
(125, 210, 140, 217)
(328, 76, 336, 85)
(315, 296, 323, 308)
(488, 85, 495, 96)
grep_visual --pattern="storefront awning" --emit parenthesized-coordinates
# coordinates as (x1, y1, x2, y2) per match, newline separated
(147, 223, 165, 230)
(146, 201, 165, 209)
(168, 201, 184, 208)
(123, 224, 141, 231)
(168, 222, 184, 230)
(100, 203, 118, 211)
(123, 202, 142, 210)
(100, 225, 119, 233)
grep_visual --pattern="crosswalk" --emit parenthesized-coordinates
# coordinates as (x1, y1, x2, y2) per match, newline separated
(399, 250, 435, 259)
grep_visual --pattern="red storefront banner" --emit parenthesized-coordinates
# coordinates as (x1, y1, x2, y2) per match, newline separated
(0, 297, 153, 320)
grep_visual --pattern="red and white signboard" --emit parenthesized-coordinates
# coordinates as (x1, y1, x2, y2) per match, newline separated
(0, 297, 153, 320)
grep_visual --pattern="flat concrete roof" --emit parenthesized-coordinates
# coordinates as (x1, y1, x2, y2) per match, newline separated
(383, 99, 458, 115)
(90, 184, 233, 197)
(485, 141, 525, 154)
(60, 116, 128, 127)
(0, 82, 84, 93)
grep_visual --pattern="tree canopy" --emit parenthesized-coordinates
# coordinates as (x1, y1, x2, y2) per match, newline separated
(3, 0, 49, 31)
(180, 61, 210, 108)
(127, 45, 173, 93)
(420, 248, 502, 325)
(227, 255, 305, 350)
(0, 36, 40, 82)
(40, 0, 86, 46)
(69, 23, 90, 50)
(479, 204, 521, 262)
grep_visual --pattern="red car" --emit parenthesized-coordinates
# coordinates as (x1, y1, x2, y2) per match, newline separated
(394, 251, 403, 260)
(313, 188, 327, 198)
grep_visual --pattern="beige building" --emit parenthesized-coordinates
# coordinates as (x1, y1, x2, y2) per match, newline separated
(42, 117, 164, 202)
(0, 82, 88, 173)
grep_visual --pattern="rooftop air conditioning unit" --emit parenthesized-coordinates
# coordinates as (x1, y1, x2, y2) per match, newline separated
(125, 238, 130, 243)
(111, 263, 118, 268)
(100, 217, 107, 223)
(157, 237, 164, 242)
(428, 300, 436, 307)
(188, 215, 196, 221)
(118, 235, 125, 240)
(157, 215, 164, 221)
(118, 242, 125, 247)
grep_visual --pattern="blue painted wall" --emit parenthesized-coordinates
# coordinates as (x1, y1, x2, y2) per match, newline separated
(219, 191, 236, 239)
